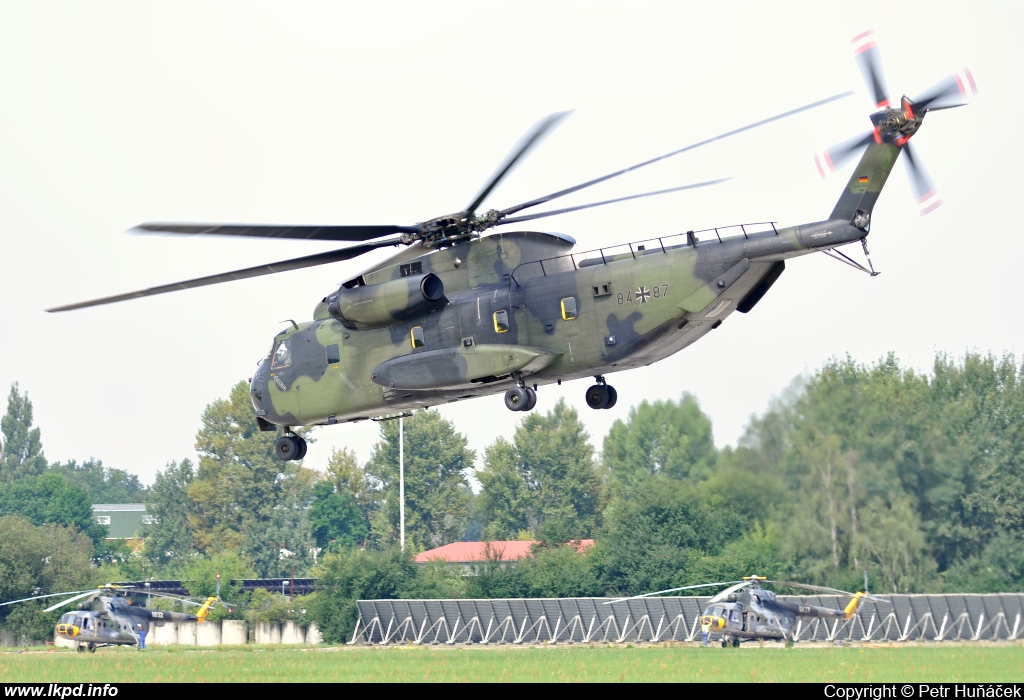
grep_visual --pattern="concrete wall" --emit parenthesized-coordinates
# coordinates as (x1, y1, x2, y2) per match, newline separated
(222, 620, 248, 645)
(37, 620, 321, 647)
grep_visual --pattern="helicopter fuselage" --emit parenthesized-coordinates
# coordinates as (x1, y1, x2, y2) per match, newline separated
(701, 588, 852, 644)
(249, 217, 871, 428)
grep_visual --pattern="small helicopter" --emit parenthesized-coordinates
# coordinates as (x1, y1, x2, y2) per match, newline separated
(0, 584, 221, 652)
(47, 33, 975, 461)
(607, 575, 888, 647)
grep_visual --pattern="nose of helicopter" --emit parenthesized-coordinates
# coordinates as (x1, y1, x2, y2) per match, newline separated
(250, 359, 269, 413)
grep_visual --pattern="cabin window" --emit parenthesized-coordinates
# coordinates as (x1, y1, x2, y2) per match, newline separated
(96, 515, 111, 525)
(271, 339, 292, 370)
(410, 326, 425, 349)
(326, 343, 341, 364)
(493, 310, 510, 333)
(561, 297, 578, 320)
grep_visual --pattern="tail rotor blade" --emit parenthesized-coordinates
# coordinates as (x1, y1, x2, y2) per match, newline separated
(902, 141, 942, 215)
(912, 68, 978, 111)
(851, 30, 892, 108)
(814, 131, 873, 178)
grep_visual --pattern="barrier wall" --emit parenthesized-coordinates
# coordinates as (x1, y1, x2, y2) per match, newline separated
(351, 594, 1024, 645)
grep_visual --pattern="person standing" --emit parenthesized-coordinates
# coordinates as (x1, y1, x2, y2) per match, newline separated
(137, 623, 147, 650)
(701, 617, 711, 647)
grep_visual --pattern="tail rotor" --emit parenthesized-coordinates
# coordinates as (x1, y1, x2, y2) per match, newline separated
(816, 30, 977, 216)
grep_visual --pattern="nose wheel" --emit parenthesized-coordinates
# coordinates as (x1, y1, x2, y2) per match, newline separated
(585, 377, 617, 410)
(274, 432, 308, 461)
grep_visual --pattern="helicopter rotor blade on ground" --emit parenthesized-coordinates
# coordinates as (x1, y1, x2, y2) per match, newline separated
(709, 580, 755, 603)
(496, 92, 854, 221)
(46, 236, 404, 312)
(464, 110, 574, 217)
(44, 590, 99, 612)
(132, 223, 423, 242)
(497, 178, 732, 226)
(604, 580, 743, 604)
(0, 590, 97, 608)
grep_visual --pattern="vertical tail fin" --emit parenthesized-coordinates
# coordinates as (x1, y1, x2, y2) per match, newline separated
(196, 596, 218, 623)
(844, 592, 867, 620)
(829, 142, 901, 224)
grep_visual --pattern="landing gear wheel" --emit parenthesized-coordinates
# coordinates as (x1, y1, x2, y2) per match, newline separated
(87, 643, 96, 653)
(76, 644, 85, 653)
(585, 384, 610, 409)
(274, 434, 301, 461)
(504, 386, 529, 411)
(294, 436, 308, 460)
(523, 387, 537, 411)
(604, 385, 617, 409)
(721, 640, 729, 648)
(732, 639, 741, 648)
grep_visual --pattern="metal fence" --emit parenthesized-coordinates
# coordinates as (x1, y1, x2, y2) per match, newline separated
(351, 595, 1024, 645)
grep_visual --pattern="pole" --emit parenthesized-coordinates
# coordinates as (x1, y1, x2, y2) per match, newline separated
(216, 572, 221, 600)
(399, 416, 405, 552)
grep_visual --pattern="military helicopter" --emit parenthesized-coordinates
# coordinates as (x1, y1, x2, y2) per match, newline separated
(47, 34, 975, 461)
(607, 575, 888, 647)
(0, 584, 221, 652)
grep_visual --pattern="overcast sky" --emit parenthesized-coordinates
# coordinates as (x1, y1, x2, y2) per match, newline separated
(1, 1, 1020, 484)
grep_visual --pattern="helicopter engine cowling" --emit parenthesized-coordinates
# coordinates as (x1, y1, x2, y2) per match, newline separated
(326, 273, 448, 330)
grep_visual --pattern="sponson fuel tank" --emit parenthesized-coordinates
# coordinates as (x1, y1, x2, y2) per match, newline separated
(327, 272, 447, 330)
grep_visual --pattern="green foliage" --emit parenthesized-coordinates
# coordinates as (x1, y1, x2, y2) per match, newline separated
(601, 477, 740, 596)
(364, 411, 474, 550)
(0, 515, 94, 640)
(306, 547, 419, 643)
(519, 545, 603, 597)
(0, 472, 106, 546)
(309, 480, 370, 550)
(181, 551, 255, 603)
(476, 399, 603, 543)
(188, 381, 313, 576)
(603, 394, 717, 496)
(48, 458, 147, 504)
(0, 383, 46, 483)
(144, 459, 196, 568)
(246, 588, 303, 625)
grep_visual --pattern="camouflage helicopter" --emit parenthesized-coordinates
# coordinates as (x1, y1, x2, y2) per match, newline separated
(0, 584, 221, 652)
(48, 34, 975, 461)
(607, 575, 888, 647)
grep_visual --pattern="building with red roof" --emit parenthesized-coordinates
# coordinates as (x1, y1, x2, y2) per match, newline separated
(414, 540, 594, 572)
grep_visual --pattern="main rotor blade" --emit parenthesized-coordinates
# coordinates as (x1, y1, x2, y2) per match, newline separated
(604, 580, 742, 604)
(132, 223, 421, 242)
(902, 141, 942, 215)
(709, 580, 754, 603)
(498, 92, 853, 219)
(44, 590, 98, 612)
(0, 590, 96, 607)
(46, 236, 403, 312)
(496, 178, 732, 226)
(851, 30, 892, 108)
(465, 110, 574, 216)
(767, 580, 855, 596)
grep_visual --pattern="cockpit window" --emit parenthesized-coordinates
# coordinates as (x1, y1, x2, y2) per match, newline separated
(271, 339, 292, 370)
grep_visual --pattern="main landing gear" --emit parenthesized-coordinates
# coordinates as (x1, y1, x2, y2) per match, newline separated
(274, 431, 307, 461)
(504, 373, 538, 412)
(585, 376, 617, 410)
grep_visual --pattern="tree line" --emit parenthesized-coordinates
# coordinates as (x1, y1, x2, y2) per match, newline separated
(2, 351, 1023, 643)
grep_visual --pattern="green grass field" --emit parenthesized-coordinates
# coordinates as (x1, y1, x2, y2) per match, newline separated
(2, 644, 1023, 682)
